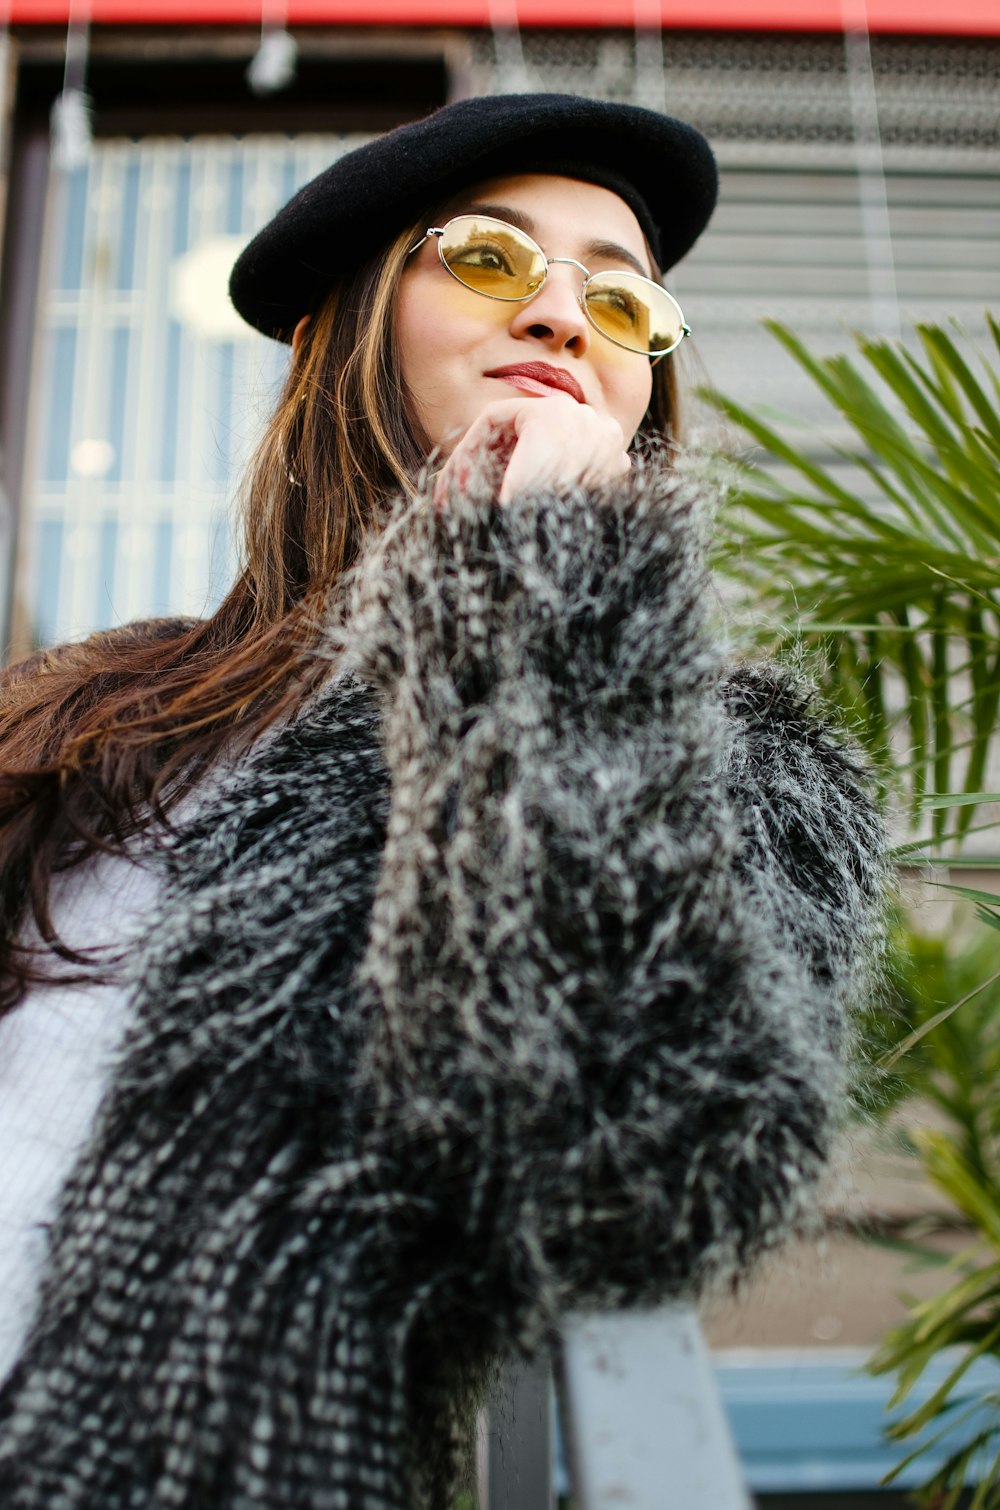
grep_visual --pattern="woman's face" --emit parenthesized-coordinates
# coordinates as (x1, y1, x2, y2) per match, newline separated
(396, 174, 656, 457)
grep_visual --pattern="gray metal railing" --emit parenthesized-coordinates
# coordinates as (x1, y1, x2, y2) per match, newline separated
(479, 1306, 750, 1510)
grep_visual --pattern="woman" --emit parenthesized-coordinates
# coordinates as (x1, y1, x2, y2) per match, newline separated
(0, 94, 886, 1508)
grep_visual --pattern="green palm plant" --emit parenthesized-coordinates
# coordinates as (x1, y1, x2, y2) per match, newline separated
(706, 315, 1000, 848)
(868, 896, 1000, 1510)
(705, 316, 1000, 1507)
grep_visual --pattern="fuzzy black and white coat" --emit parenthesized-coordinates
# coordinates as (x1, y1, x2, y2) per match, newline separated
(0, 462, 887, 1509)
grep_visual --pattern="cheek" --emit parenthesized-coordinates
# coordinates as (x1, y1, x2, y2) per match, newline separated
(396, 277, 511, 449)
(610, 362, 654, 444)
(590, 334, 653, 441)
(397, 274, 493, 374)
(396, 281, 456, 448)
(396, 284, 440, 395)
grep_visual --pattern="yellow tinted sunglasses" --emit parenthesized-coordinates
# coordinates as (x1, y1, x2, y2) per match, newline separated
(408, 214, 690, 362)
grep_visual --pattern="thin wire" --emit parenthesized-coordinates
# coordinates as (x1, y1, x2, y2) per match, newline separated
(50, 0, 93, 173)
(633, 0, 667, 115)
(0, 17, 10, 159)
(62, 0, 90, 99)
(246, 0, 297, 94)
(0, 6, 9, 94)
(842, 0, 902, 340)
(488, 0, 530, 94)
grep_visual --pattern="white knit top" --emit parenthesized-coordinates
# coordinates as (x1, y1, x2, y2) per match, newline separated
(0, 850, 162, 1383)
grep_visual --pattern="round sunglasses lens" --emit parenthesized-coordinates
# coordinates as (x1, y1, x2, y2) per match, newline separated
(438, 217, 546, 300)
(584, 271, 685, 355)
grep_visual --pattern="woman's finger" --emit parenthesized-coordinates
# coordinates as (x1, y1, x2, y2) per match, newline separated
(497, 403, 629, 504)
(435, 396, 630, 509)
(433, 402, 524, 507)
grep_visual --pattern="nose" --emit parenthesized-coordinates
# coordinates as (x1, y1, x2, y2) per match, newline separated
(507, 264, 591, 356)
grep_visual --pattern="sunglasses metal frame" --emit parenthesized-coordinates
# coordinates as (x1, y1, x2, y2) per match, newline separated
(407, 215, 690, 362)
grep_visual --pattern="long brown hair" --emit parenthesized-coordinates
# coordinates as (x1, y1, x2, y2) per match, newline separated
(0, 201, 681, 1012)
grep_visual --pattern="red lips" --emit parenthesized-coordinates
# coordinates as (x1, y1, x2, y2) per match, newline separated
(484, 363, 586, 404)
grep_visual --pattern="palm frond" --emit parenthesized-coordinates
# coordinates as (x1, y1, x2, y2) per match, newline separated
(704, 317, 1000, 845)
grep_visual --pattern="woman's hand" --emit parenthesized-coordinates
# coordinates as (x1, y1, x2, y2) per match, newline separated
(433, 393, 631, 507)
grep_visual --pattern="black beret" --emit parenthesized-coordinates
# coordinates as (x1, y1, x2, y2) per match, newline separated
(229, 93, 718, 344)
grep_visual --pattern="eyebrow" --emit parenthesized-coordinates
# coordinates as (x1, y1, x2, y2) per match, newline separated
(461, 201, 651, 279)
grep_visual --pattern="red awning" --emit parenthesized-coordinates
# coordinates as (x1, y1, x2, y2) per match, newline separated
(7, 0, 1000, 34)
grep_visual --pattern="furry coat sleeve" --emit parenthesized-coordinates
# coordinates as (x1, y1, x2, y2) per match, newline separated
(346, 463, 885, 1323)
(0, 463, 887, 1510)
